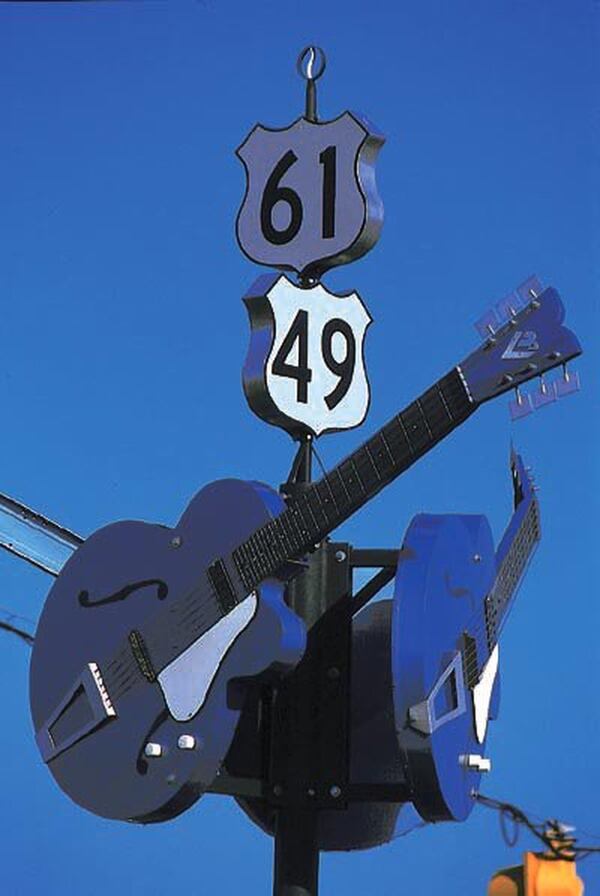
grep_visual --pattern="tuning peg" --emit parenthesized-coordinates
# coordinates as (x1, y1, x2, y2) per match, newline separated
(475, 276, 543, 339)
(495, 290, 525, 325)
(474, 307, 500, 341)
(509, 386, 533, 421)
(555, 365, 581, 399)
(532, 375, 557, 410)
(516, 274, 543, 307)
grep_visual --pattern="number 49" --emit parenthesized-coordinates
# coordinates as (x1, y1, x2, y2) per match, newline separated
(272, 310, 356, 410)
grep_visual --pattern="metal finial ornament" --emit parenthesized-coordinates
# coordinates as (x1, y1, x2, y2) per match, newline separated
(296, 45, 326, 122)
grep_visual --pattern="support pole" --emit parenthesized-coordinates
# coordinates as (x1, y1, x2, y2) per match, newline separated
(273, 808, 319, 896)
(274, 432, 321, 896)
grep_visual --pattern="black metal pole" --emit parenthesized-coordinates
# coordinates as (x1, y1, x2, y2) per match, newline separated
(273, 807, 319, 896)
(274, 433, 320, 896)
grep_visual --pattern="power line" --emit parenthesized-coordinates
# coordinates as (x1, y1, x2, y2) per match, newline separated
(0, 619, 33, 646)
(0, 606, 35, 647)
(475, 791, 600, 862)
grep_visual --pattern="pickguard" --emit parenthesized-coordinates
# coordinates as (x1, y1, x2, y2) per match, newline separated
(157, 592, 258, 721)
(471, 644, 499, 743)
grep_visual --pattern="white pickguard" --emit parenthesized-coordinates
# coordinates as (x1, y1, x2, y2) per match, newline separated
(471, 644, 499, 744)
(157, 592, 258, 721)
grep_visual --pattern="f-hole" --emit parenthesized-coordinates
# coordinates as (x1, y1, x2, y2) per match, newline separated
(79, 579, 169, 608)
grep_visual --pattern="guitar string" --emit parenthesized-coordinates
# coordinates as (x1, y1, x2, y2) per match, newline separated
(459, 503, 540, 685)
(404, 526, 538, 812)
(409, 522, 538, 813)
(106, 596, 223, 703)
(460, 511, 539, 687)
(410, 494, 540, 699)
(102, 377, 467, 703)
(103, 472, 538, 707)
(404, 492, 539, 692)
(98, 374, 473, 706)
(62, 299, 564, 707)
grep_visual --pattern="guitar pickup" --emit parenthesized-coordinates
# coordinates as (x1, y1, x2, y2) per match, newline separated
(36, 662, 116, 764)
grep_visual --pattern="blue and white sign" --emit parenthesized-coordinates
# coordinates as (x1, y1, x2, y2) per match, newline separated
(242, 274, 371, 437)
(236, 112, 384, 278)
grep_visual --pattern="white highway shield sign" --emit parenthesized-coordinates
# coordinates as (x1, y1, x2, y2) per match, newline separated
(242, 274, 371, 438)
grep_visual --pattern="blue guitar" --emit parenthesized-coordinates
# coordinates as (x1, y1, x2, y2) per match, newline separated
(393, 450, 539, 823)
(29, 279, 580, 823)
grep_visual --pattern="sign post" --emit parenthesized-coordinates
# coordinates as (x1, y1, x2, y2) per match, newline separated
(235, 49, 386, 893)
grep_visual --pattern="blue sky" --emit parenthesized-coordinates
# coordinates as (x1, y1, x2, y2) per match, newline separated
(0, 2, 598, 893)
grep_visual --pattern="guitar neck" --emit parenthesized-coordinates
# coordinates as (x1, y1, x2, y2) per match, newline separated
(232, 367, 474, 593)
(482, 486, 541, 662)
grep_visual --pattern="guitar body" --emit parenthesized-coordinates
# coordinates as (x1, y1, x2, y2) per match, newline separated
(29, 479, 306, 823)
(393, 513, 498, 822)
(28, 278, 568, 826)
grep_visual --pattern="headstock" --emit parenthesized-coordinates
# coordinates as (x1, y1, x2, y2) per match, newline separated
(459, 276, 582, 419)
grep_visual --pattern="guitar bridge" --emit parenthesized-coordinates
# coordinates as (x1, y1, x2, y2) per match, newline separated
(35, 662, 117, 764)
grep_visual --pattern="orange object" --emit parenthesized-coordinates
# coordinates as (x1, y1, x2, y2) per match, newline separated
(488, 851, 584, 895)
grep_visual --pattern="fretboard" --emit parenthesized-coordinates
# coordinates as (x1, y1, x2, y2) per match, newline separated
(231, 367, 473, 595)
(482, 491, 541, 663)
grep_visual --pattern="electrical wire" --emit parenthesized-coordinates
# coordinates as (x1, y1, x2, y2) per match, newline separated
(0, 605, 35, 646)
(0, 620, 34, 646)
(474, 791, 600, 862)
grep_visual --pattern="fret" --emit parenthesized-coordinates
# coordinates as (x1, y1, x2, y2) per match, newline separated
(280, 511, 303, 555)
(289, 502, 312, 545)
(440, 369, 472, 419)
(236, 538, 254, 583)
(381, 417, 412, 468)
(247, 532, 270, 580)
(326, 468, 352, 512)
(255, 526, 277, 570)
(297, 493, 321, 539)
(283, 505, 304, 546)
(350, 454, 369, 493)
(419, 385, 454, 440)
(416, 398, 434, 439)
(435, 380, 453, 421)
(315, 477, 341, 517)
(337, 457, 367, 505)
(227, 368, 476, 598)
(263, 520, 286, 568)
(240, 544, 256, 582)
(399, 402, 431, 456)
(363, 436, 389, 482)
(304, 486, 332, 532)
(355, 443, 382, 492)
(232, 547, 253, 591)
(369, 430, 396, 478)
(273, 516, 296, 560)
(484, 502, 540, 651)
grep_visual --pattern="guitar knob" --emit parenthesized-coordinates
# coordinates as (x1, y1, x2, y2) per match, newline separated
(177, 735, 197, 750)
(144, 742, 163, 758)
(459, 753, 491, 773)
